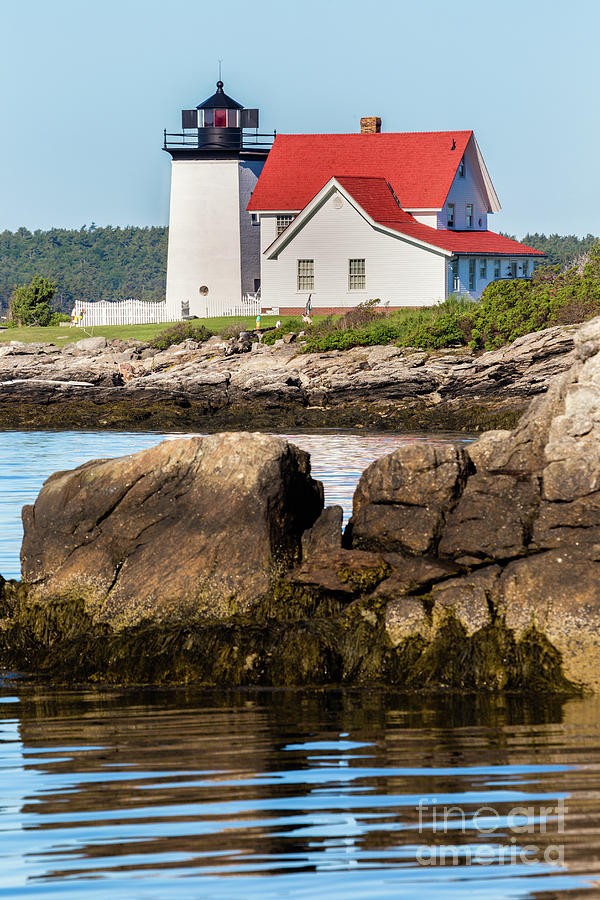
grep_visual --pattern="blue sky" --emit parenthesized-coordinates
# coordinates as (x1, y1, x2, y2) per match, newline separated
(1, 0, 598, 237)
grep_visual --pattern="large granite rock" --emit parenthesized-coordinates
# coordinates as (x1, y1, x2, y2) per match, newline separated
(348, 444, 470, 555)
(21, 433, 323, 627)
(369, 316, 600, 690)
(269, 315, 600, 690)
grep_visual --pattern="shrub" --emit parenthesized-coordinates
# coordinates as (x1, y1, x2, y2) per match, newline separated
(150, 321, 213, 351)
(403, 312, 468, 349)
(49, 312, 71, 325)
(262, 316, 306, 345)
(468, 280, 548, 350)
(337, 298, 386, 330)
(219, 321, 248, 340)
(262, 329, 281, 345)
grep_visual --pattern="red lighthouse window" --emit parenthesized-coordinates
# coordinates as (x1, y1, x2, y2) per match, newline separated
(214, 109, 227, 127)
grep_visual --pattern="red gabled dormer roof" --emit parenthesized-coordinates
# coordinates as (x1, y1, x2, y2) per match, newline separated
(334, 175, 417, 224)
(248, 130, 474, 212)
(264, 176, 545, 259)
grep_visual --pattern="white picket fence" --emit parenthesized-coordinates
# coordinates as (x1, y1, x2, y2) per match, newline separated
(206, 294, 261, 319)
(73, 299, 180, 327)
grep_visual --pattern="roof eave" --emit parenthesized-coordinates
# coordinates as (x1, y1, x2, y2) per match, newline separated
(453, 249, 547, 257)
(472, 134, 501, 213)
(247, 208, 302, 215)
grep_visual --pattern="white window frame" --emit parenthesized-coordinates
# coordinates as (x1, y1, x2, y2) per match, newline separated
(522, 259, 529, 277)
(447, 203, 455, 228)
(466, 203, 473, 228)
(348, 258, 366, 291)
(479, 258, 487, 279)
(458, 158, 465, 177)
(297, 259, 314, 292)
(494, 258, 501, 279)
(277, 215, 295, 236)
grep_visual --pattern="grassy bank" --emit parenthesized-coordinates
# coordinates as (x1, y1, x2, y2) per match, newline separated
(0, 315, 301, 345)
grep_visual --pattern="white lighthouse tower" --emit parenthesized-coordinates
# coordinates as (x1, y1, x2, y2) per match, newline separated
(163, 81, 272, 318)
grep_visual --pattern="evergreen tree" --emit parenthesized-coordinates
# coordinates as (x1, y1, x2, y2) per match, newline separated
(9, 275, 57, 326)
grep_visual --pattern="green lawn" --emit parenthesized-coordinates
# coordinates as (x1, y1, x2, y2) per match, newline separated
(0, 315, 307, 345)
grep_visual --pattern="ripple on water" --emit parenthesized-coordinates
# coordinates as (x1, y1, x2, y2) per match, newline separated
(0, 687, 599, 898)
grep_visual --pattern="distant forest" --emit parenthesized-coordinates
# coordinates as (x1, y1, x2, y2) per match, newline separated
(0, 225, 168, 313)
(0, 226, 597, 313)
(503, 232, 598, 268)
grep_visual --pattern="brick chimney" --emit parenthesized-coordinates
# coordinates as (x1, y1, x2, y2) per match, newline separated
(360, 116, 381, 134)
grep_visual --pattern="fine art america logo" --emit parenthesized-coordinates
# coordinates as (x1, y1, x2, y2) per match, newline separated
(415, 797, 566, 867)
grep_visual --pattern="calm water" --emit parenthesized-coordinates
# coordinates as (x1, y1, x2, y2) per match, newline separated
(1, 686, 600, 898)
(1, 430, 600, 898)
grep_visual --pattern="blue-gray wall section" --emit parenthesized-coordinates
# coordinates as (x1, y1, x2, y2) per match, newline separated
(239, 161, 264, 294)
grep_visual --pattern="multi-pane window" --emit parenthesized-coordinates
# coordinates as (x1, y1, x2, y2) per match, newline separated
(348, 259, 366, 290)
(458, 158, 465, 177)
(277, 215, 295, 236)
(468, 259, 476, 291)
(447, 203, 455, 228)
(494, 258, 501, 279)
(297, 259, 314, 291)
(522, 259, 529, 277)
(479, 258, 487, 279)
(466, 203, 473, 227)
(451, 258, 459, 291)
(510, 261, 517, 278)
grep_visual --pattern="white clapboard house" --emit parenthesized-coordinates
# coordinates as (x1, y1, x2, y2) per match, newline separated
(162, 83, 545, 318)
(247, 120, 546, 314)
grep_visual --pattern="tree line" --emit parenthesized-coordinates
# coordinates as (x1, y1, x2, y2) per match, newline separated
(0, 225, 167, 313)
(502, 232, 598, 267)
(0, 225, 596, 315)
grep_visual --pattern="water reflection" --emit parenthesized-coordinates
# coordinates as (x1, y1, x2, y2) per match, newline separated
(1, 687, 600, 897)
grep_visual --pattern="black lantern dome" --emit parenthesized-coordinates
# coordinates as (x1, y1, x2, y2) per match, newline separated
(197, 81, 243, 111)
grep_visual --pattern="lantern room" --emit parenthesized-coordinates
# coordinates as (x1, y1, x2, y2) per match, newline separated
(179, 81, 259, 150)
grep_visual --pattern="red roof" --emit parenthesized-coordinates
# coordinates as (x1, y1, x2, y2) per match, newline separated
(338, 177, 544, 256)
(335, 176, 417, 224)
(409, 227, 546, 256)
(271, 176, 545, 257)
(248, 131, 474, 212)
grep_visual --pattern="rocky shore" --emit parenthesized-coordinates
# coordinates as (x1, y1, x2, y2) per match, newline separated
(1, 317, 600, 691)
(0, 324, 577, 431)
